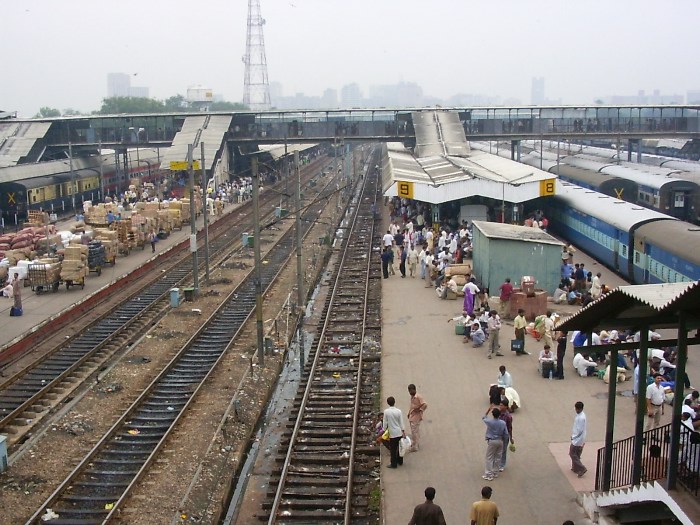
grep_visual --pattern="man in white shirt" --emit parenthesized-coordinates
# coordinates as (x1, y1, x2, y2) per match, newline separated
(382, 230, 394, 248)
(573, 352, 597, 377)
(497, 365, 513, 388)
(646, 373, 666, 430)
(570, 401, 588, 477)
(382, 396, 406, 468)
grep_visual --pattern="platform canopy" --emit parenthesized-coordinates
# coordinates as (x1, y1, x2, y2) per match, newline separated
(258, 143, 317, 160)
(382, 109, 555, 204)
(557, 281, 700, 332)
(382, 141, 555, 204)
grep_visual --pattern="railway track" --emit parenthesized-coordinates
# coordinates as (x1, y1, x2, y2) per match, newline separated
(0, 156, 332, 447)
(263, 154, 383, 524)
(23, 158, 350, 525)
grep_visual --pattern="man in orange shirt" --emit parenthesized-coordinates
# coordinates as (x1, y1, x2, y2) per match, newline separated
(408, 383, 428, 452)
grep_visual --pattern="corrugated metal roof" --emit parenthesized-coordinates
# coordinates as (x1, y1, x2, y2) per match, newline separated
(412, 111, 470, 158)
(161, 115, 229, 171)
(0, 122, 51, 167)
(472, 220, 564, 246)
(258, 143, 317, 160)
(557, 281, 700, 332)
(382, 143, 553, 204)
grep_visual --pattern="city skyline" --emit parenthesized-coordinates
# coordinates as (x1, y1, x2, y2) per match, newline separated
(3, 0, 700, 117)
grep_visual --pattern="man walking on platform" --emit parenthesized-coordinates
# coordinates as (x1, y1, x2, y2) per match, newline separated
(482, 407, 509, 480)
(408, 384, 428, 452)
(383, 396, 406, 468)
(570, 401, 588, 477)
(407, 486, 447, 525)
(470, 486, 499, 525)
(646, 373, 666, 430)
(486, 310, 503, 359)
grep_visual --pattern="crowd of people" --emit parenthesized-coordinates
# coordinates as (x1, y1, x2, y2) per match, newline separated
(376, 195, 698, 524)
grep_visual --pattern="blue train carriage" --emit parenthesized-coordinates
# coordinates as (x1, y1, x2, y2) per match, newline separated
(633, 220, 700, 284)
(545, 181, 674, 280)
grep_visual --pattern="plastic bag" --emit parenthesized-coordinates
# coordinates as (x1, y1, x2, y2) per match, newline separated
(399, 436, 412, 457)
(381, 429, 389, 441)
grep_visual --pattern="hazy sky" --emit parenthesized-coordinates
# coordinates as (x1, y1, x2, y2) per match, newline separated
(4, 0, 700, 117)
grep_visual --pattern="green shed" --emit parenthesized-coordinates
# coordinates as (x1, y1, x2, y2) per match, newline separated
(471, 221, 564, 295)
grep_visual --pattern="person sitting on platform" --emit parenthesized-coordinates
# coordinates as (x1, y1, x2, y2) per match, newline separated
(567, 288, 582, 305)
(1, 281, 13, 298)
(573, 352, 598, 377)
(471, 322, 486, 347)
(603, 360, 627, 384)
(538, 345, 556, 373)
(552, 284, 567, 304)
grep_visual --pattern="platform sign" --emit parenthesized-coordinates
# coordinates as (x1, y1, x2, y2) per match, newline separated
(539, 179, 556, 196)
(397, 180, 414, 199)
(170, 160, 200, 171)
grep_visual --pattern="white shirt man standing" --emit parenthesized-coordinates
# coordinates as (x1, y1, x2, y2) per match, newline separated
(646, 373, 666, 430)
(383, 396, 406, 468)
(570, 401, 587, 477)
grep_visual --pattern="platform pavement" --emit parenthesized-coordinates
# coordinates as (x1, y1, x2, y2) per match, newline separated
(379, 228, 700, 524)
(0, 203, 242, 356)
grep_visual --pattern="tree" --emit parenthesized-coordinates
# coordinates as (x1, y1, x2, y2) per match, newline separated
(163, 95, 188, 112)
(35, 106, 61, 118)
(98, 96, 165, 114)
(209, 100, 248, 111)
(63, 108, 83, 116)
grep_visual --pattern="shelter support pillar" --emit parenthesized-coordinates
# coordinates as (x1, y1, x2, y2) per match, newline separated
(603, 345, 619, 492)
(510, 140, 521, 162)
(632, 328, 649, 485)
(667, 314, 688, 489)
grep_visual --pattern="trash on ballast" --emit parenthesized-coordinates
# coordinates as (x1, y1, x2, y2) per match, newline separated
(41, 509, 59, 522)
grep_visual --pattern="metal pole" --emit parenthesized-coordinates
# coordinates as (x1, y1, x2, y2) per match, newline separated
(603, 346, 618, 491)
(188, 144, 199, 294)
(69, 142, 75, 213)
(252, 157, 265, 368)
(667, 314, 688, 489)
(200, 142, 210, 282)
(632, 328, 649, 485)
(294, 151, 304, 367)
(98, 139, 104, 202)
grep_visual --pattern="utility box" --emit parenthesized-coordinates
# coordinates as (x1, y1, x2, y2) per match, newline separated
(183, 287, 195, 302)
(275, 207, 288, 218)
(242, 232, 249, 246)
(170, 288, 182, 308)
(0, 435, 7, 473)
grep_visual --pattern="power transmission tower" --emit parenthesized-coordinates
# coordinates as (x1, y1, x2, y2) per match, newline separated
(242, 0, 271, 111)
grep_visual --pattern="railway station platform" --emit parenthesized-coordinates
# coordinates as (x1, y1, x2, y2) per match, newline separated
(0, 204, 240, 358)
(379, 216, 700, 523)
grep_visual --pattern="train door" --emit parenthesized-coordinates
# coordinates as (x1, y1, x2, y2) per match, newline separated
(673, 191, 689, 221)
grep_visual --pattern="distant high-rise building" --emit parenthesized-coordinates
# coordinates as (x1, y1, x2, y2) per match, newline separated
(269, 82, 284, 103)
(108, 73, 131, 98)
(688, 90, 700, 104)
(107, 73, 149, 98)
(531, 77, 545, 105)
(321, 88, 338, 108)
(341, 83, 363, 107)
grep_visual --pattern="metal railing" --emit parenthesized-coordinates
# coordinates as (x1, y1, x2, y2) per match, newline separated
(595, 423, 700, 496)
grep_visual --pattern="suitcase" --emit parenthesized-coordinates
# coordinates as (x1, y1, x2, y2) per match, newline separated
(511, 339, 524, 353)
(541, 361, 555, 378)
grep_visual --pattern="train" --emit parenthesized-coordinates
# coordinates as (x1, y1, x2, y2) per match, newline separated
(0, 148, 163, 223)
(537, 180, 700, 284)
(471, 141, 700, 224)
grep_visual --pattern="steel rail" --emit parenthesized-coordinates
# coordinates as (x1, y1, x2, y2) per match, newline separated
(266, 149, 381, 523)
(0, 157, 332, 442)
(23, 168, 341, 525)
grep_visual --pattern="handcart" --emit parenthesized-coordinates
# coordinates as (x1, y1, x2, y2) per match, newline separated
(28, 264, 60, 294)
(65, 276, 85, 290)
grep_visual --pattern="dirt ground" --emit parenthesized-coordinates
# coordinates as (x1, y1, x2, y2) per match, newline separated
(0, 177, 345, 525)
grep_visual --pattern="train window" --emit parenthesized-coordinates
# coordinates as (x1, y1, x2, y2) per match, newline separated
(674, 193, 685, 208)
(622, 246, 627, 257)
(635, 252, 640, 263)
